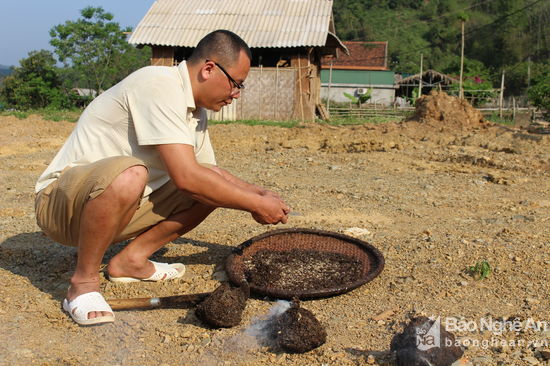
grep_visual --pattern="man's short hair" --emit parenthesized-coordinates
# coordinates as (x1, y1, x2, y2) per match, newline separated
(188, 30, 251, 67)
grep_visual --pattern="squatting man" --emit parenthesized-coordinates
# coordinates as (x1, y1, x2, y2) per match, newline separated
(34, 30, 290, 326)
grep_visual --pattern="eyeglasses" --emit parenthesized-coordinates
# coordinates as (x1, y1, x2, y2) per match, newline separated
(206, 59, 245, 91)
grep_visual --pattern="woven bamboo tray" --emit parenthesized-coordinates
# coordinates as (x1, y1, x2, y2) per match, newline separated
(225, 228, 385, 299)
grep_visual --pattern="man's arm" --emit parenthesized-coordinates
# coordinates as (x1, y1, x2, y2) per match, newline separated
(156, 144, 289, 224)
(211, 167, 271, 194)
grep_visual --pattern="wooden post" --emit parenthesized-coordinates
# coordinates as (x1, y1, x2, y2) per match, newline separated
(275, 65, 279, 120)
(307, 48, 314, 123)
(499, 70, 505, 118)
(239, 82, 243, 120)
(259, 64, 263, 120)
(327, 60, 333, 113)
(459, 20, 465, 99)
(297, 56, 305, 122)
(419, 54, 423, 98)
(290, 51, 314, 121)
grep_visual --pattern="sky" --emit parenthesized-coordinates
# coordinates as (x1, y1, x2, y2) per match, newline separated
(0, 0, 156, 67)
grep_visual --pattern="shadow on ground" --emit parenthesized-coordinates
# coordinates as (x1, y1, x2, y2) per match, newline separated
(0, 232, 231, 302)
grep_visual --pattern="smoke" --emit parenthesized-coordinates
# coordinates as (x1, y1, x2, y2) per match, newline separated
(244, 300, 291, 343)
(194, 300, 291, 365)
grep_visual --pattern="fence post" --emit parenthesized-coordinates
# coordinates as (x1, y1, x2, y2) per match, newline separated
(512, 97, 516, 123)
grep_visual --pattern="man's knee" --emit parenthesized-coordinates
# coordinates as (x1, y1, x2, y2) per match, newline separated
(109, 165, 147, 202)
(125, 164, 148, 179)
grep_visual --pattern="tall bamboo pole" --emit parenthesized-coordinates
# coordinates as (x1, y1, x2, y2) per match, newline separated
(499, 70, 505, 118)
(527, 56, 531, 89)
(419, 53, 423, 98)
(459, 20, 465, 99)
(527, 56, 531, 119)
(327, 60, 333, 113)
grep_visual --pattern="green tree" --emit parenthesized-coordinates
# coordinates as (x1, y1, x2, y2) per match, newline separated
(528, 63, 550, 112)
(50, 6, 150, 95)
(331, 0, 550, 95)
(333, 0, 372, 40)
(0, 50, 69, 109)
(440, 57, 496, 106)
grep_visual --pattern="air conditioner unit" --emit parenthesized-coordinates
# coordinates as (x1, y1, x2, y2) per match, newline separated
(357, 88, 368, 95)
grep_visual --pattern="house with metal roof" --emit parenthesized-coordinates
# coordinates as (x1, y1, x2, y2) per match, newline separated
(129, 0, 347, 121)
(321, 41, 396, 106)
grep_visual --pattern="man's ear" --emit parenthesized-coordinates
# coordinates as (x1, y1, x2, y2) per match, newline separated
(200, 61, 216, 81)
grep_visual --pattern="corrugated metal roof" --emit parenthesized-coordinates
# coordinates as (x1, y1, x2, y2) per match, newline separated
(129, 0, 336, 48)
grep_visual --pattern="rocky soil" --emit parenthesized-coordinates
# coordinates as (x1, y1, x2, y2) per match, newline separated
(0, 93, 549, 365)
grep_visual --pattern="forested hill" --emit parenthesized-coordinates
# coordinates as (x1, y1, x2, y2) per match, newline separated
(332, 0, 549, 93)
(0, 65, 12, 78)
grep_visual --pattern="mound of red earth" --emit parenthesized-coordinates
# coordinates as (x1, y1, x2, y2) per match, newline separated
(407, 91, 489, 130)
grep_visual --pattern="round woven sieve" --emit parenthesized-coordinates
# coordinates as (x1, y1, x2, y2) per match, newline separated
(225, 228, 384, 299)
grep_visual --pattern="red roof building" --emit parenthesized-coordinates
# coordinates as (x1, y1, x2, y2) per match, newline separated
(322, 41, 388, 70)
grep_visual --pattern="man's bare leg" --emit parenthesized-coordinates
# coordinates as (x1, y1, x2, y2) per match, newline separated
(67, 165, 148, 319)
(106, 202, 215, 279)
(107, 165, 223, 279)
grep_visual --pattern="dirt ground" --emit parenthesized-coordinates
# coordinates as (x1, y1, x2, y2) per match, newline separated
(0, 93, 549, 366)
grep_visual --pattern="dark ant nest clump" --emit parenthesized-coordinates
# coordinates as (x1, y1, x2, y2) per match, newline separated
(270, 299, 327, 353)
(390, 316, 464, 366)
(245, 249, 363, 293)
(195, 282, 249, 328)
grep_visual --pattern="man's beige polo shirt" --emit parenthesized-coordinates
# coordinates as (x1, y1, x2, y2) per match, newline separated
(35, 61, 216, 198)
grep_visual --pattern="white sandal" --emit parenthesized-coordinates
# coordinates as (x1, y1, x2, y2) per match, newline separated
(62, 292, 115, 326)
(108, 260, 186, 283)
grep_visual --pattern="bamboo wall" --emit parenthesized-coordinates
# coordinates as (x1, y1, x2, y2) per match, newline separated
(241, 67, 297, 120)
(150, 46, 323, 121)
(209, 67, 298, 121)
(151, 46, 175, 66)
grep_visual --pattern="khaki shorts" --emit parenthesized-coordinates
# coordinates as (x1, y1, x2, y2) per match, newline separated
(35, 156, 197, 247)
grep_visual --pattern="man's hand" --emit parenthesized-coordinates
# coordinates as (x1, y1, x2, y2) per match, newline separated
(251, 194, 290, 225)
(156, 144, 291, 224)
(260, 189, 283, 200)
(206, 166, 290, 224)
